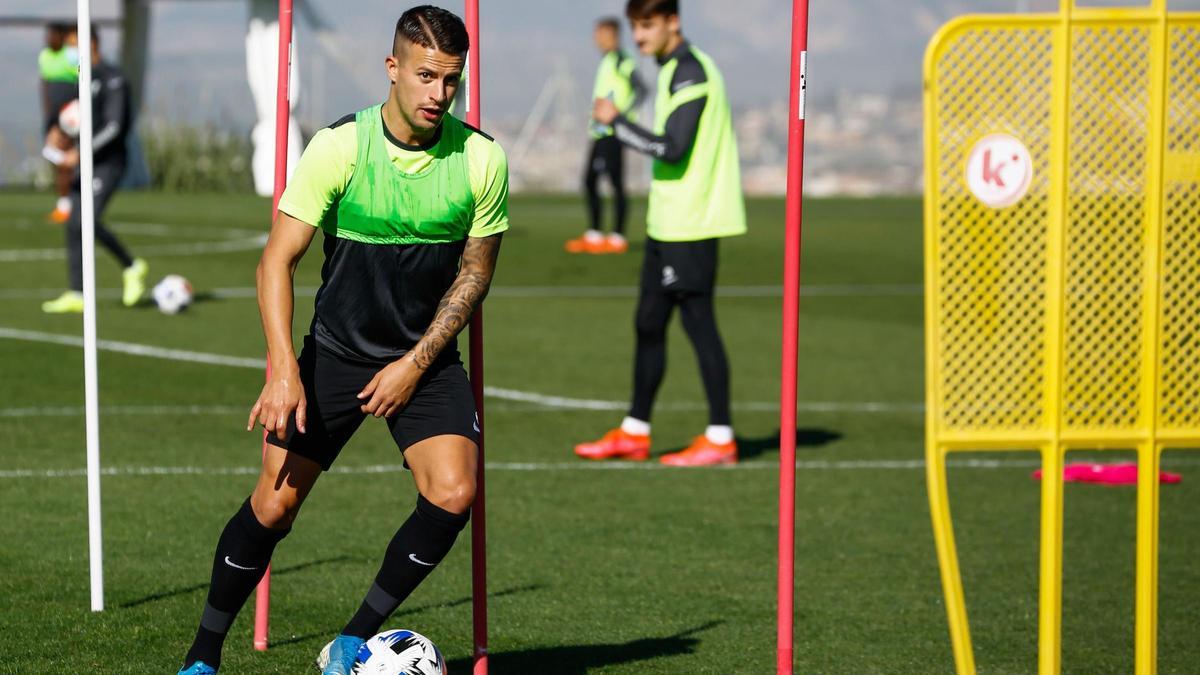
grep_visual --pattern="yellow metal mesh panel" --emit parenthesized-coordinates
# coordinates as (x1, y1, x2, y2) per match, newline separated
(931, 27, 1054, 433)
(1062, 25, 1152, 431)
(1159, 21, 1200, 432)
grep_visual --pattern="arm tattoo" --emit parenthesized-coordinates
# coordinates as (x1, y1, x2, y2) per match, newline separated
(410, 233, 503, 370)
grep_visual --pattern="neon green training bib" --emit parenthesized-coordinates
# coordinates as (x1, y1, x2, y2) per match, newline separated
(322, 104, 475, 245)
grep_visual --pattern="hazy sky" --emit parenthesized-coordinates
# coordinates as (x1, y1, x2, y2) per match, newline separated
(6, 0, 1199, 142)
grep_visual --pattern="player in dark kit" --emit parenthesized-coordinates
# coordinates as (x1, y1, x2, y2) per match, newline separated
(574, 0, 746, 466)
(177, 7, 507, 675)
(565, 17, 645, 255)
(42, 26, 148, 314)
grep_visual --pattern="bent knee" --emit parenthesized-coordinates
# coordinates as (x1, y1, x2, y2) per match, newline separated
(424, 478, 476, 515)
(635, 315, 667, 340)
(250, 491, 303, 529)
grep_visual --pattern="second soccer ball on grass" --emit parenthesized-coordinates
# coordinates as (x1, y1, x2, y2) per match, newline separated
(152, 274, 193, 314)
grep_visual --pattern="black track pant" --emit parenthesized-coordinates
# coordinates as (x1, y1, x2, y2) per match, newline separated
(583, 135, 627, 235)
(629, 238, 731, 426)
(66, 158, 134, 291)
(630, 291, 732, 426)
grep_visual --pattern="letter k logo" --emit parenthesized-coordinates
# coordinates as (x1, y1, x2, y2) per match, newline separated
(967, 134, 1032, 208)
(982, 149, 1007, 188)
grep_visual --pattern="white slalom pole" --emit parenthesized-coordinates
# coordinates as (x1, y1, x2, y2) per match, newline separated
(76, 2, 105, 613)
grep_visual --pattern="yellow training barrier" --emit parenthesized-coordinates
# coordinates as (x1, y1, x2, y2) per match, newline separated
(924, 1, 1199, 673)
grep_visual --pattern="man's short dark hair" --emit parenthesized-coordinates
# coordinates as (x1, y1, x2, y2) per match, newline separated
(596, 17, 621, 32)
(394, 5, 469, 57)
(626, 0, 679, 20)
(46, 22, 68, 50)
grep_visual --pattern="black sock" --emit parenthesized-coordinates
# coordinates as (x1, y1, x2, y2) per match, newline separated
(184, 498, 290, 669)
(342, 495, 471, 639)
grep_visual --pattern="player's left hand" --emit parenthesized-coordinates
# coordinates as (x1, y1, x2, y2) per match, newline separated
(593, 98, 619, 125)
(358, 355, 423, 418)
(62, 148, 80, 168)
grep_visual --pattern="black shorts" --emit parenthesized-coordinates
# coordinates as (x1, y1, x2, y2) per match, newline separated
(586, 135, 624, 180)
(265, 336, 480, 471)
(640, 237, 719, 297)
(44, 80, 78, 134)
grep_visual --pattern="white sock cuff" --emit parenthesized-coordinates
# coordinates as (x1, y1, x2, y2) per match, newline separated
(620, 416, 650, 436)
(42, 146, 65, 165)
(705, 425, 734, 445)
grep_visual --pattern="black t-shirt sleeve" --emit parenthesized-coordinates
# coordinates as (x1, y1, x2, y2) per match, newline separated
(92, 67, 129, 155)
(612, 99, 706, 163)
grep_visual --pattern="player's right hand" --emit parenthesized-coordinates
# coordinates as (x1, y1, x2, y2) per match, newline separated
(247, 369, 306, 440)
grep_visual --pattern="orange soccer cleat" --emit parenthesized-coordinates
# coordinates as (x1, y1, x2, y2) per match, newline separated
(565, 231, 605, 254)
(659, 435, 738, 466)
(604, 233, 628, 254)
(47, 207, 70, 224)
(574, 428, 650, 461)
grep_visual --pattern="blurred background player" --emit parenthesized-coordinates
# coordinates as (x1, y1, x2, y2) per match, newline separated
(176, 6, 506, 674)
(42, 26, 147, 314)
(39, 21, 78, 224)
(564, 16, 645, 255)
(575, 0, 746, 466)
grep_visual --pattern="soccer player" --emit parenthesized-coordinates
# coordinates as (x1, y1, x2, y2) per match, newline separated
(177, 6, 507, 675)
(565, 17, 645, 255)
(574, 0, 746, 466)
(39, 22, 77, 224)
(42, 26, 148, 314)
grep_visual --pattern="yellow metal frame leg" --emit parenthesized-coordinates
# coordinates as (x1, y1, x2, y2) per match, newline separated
(1037, 446, 1065, 675)
(926, 444, 976, 675)
(1134, 444, 1161, 675)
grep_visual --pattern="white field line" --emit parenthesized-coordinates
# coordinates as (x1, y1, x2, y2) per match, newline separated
(0, 458, 1042, 480)
(0, 327, 266, 369)
(0, 284, 922, 301)
(0, 327, 922, 415)
(0, 405, 247, 418)
(0, 235, 267, 262)
(6, 457, 1198, 480)
(0, 218, 260, 236)
(1, 218, 261, 239)
(0, 400, 919, 419)
(0, 216, 266, 263)
(0, 286, 316, 301)
(107, 221, 264, 239)
(484, 284, 922, 299)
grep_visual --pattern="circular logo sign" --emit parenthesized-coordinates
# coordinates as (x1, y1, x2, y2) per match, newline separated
(965, 134, 1033, 208)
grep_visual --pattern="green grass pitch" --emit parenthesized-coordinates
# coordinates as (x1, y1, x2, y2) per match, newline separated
(0, 190, 1197, 673)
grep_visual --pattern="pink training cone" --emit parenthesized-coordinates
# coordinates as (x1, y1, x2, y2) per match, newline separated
(1032, 462, 1182, 485)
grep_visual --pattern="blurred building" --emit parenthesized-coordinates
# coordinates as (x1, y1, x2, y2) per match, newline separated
(490, 85, 925, 197)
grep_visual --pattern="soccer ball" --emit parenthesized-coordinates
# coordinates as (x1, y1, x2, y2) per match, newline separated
(152, 274, 193, 314)
(58, 99, 81, 138)
(354, 629, 446, 675)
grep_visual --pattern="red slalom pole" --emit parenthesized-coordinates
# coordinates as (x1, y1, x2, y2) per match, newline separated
(463, 2, 489, 674)
(254, 0, 294, 652)
(777, 1, 809, 674)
